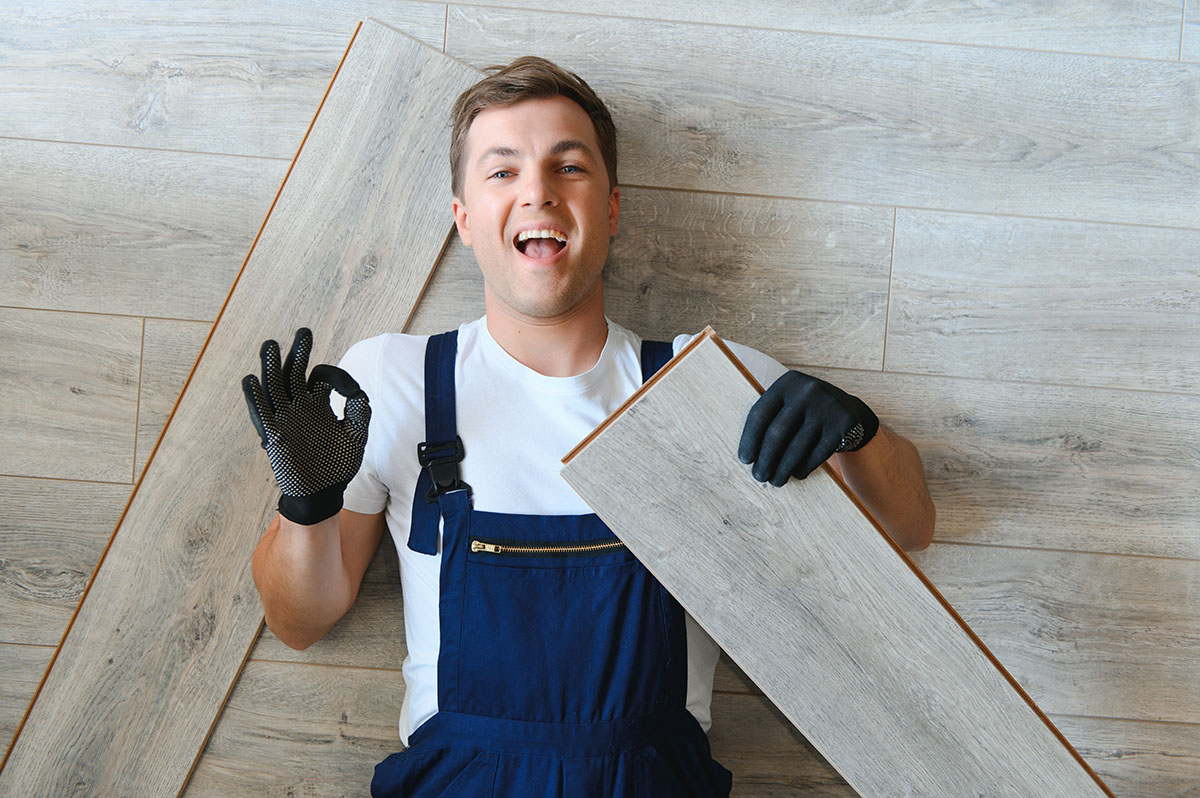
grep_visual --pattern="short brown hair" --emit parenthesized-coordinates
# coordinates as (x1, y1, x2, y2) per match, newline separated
(450, 56, 618, 198)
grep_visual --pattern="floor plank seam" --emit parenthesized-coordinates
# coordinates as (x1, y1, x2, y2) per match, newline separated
(1182, 0, 1189, 62)
(0, 305, 216, 326)
(928, 538, 1200, 565)
(131, 319, 145, 484)
(245, 657, 404, 675)
(790, 362, 1200, 402)
(444, 1, 1192, 64)
(0, 472, 134, 487)
(618, 184, 1200, 234)
(0, 134, 293, 162)
(881, 207, 897, 372)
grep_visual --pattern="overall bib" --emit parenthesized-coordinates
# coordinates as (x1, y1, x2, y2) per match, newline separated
(371, 331, 734, 797)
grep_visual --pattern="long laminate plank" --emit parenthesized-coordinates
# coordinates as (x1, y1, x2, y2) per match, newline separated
(802, 367, 1200, 559)
(0, 2, 445, 156)
(0, 476, 131, 646)
(912, 544, 1200, 725)
(888, 210, 1200, 393)
(410, 188, 893, 368)
(446, 7, 1200, 229)
(0, 139, 287, 320)
(0, 21, 480, 795)
(561, 331, 1111, 797)
(440, 0, 1185, 60)
(0, 307, 142, 482)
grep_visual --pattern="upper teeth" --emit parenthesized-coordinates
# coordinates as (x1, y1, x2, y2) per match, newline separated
(518, 229, 567, 243)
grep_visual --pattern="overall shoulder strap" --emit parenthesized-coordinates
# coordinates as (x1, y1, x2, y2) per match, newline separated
(408, 331, 460, 555)
(640, 338, 675, 384)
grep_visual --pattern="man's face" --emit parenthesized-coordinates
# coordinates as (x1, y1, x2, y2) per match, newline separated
(452, 96, 620, 321)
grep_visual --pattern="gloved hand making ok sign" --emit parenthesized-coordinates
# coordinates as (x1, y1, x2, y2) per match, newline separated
(739, 370, 878, 486)
(242, 328, 371, 525)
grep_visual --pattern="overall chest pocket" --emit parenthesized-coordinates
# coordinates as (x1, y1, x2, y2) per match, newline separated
(457, 532, 674, 723)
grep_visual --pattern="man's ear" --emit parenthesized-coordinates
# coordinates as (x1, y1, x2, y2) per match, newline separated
(452, 196, 473, 247)
(608, 186, 621, 238)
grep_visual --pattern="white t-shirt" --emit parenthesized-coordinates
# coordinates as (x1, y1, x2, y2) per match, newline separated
(338, 316, 787, 746)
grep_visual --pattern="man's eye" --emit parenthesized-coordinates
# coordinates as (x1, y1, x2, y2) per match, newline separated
(562, 165, 583, 174)
(490, 170, 513, 179)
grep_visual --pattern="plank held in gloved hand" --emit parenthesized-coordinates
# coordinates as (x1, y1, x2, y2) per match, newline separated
(242, 327, 371, 525)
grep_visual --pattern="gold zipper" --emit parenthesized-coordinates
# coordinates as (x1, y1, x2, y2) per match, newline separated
(470, 538, 626, 556)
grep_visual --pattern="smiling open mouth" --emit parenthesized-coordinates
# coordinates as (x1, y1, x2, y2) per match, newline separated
(515, 229, 568, 258)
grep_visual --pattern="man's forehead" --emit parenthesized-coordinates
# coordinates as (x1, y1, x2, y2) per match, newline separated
(467, 97, 599, 162)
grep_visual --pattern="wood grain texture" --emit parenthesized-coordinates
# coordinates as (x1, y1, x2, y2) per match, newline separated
(0, 2, 446, 157)
(446, 6, 1200, 229)
(0, 22, 479, 795)
(0, 139, 286, 320)
(1053, 716, 1200, 798)
(561, 332, 1110, 797)
(437, 0, 1187, 60)
(0, 476, 130, 646)
(181, 660, 401, 798)
(0, 307, 141, 482)
(136, 319, 212, 476)
(410, 187, 893, 369)
(802, 367, 1200, 559)
(0, 645, 53, 753)
(888, 210, 1200, 392)
(912, 543, 1200, 725)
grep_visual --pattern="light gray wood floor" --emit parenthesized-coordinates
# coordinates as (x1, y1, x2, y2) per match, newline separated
(2, 2, 1198, 794)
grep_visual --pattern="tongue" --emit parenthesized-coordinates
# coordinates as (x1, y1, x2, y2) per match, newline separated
(523, 238, 562, 259)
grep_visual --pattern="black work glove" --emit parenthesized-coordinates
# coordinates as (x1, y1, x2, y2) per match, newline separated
(739, 370, 878, 486)
(242, 328, 371, 525)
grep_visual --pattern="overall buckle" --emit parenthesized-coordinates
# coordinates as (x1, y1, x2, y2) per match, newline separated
(417, 436, 470, 502)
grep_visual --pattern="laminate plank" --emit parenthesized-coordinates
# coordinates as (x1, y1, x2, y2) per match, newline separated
(443, 0, 1185, 60)
(0, 307, 141, 482)
(912, 544, 1200, 725)
(0, 1, 445, 157)
(888, 210, 1200, 392)
(0, 139, 286, 320)
(181, 660, 401, 798)
(0, 644, 53, 753)
(800, 368, 1200, 559)
(446, 7, 1200, 229)
(411, 188, 892, 367)
(708, 692, 852, 798)
(0, 22, 480, 795)
(0, 476, 130, 646)
(1053, 716, 1200, 798)
(561, 331, 1111, 797)
(136, 319, 212, 476)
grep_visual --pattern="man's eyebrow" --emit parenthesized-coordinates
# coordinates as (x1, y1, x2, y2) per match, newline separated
(476, 140, 597, 165)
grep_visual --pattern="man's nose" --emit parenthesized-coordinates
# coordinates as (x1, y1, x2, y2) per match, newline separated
(520, 170, 558, 207)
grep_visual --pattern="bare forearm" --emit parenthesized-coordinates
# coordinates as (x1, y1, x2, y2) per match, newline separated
(251, 513, 355, 649)
(833, 425, 935, 551)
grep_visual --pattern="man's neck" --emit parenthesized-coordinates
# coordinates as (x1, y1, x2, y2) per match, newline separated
(484, 285, 609, 377)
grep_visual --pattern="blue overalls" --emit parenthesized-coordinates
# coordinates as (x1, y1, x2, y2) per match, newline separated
(371, 331, 734, 797)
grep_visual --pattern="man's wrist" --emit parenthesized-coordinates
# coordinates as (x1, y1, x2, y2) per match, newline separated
(278, 483, 347, 526)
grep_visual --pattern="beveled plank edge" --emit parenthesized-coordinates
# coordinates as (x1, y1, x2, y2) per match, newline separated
(0, 19, 368, 779)
(561, 330, 1115, 796)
